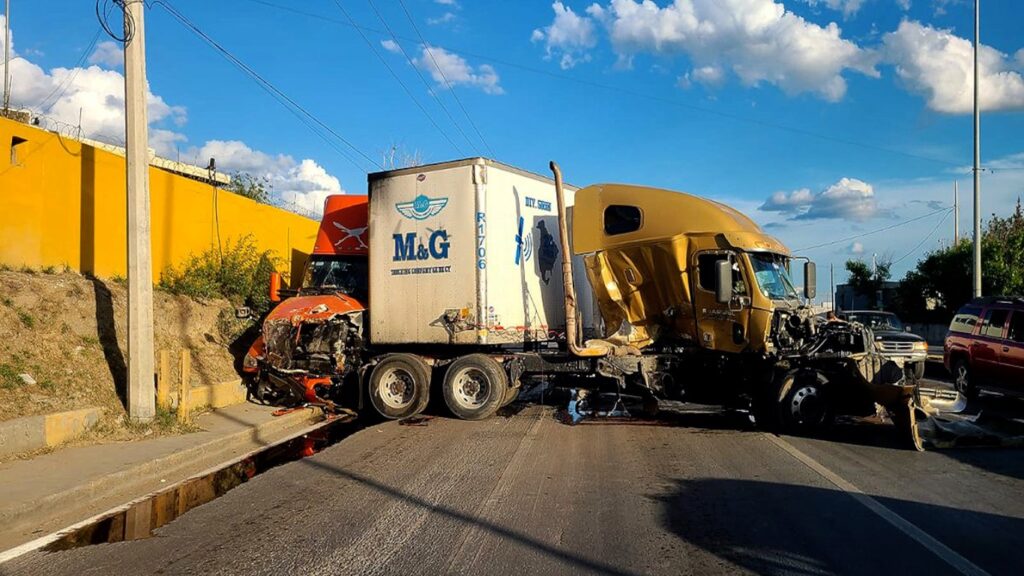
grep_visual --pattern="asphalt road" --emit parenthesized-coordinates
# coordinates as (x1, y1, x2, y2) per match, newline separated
(5, 391, 1024, 576)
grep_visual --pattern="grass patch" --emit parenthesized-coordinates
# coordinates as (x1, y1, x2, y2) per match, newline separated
(0, 363, 21, 390)
(18, 265, 36, 275)
(160, 236, 277, 316)
(1, 296, 12, 307)
(41, 265, 57, 274)
(17, 310, 35, 328)
(111, 275, 127, 286)
(80, 335, 100, 346)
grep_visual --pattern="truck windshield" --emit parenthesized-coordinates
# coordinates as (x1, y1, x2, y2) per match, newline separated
(303, 256, 368, 301)
(749, 253, 800, 301)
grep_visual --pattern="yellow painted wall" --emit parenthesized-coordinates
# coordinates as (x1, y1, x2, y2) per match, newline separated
(0, 117, 318, 284)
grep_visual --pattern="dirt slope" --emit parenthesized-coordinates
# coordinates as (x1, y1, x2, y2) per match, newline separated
(0, 269, 244, 425)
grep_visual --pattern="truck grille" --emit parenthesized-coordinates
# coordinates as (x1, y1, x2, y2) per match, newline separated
(877, 341, 915, 353)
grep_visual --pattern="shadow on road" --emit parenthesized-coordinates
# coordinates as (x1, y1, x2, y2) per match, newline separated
(658, 478, 1024, 576)
(296, 455, 642, 576)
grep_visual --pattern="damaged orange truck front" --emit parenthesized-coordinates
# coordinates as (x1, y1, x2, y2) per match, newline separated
(242, 195, 368, 409)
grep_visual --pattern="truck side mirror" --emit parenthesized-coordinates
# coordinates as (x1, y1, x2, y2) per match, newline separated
(269, 271, 282, 303)
(804, 261, 817, 300)
(715, 260, 732, 304)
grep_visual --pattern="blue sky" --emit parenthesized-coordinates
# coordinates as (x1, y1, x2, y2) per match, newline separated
(3, 0, 1024, 296)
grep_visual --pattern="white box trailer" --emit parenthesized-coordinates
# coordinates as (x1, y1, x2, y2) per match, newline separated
(368, 158, 598, 346)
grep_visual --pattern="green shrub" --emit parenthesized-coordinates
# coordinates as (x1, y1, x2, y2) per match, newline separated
(17, 310, 34, 328)
(160, 236, 278, 316)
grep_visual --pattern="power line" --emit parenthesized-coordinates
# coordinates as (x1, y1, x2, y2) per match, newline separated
(237, 0, 964, 169)
(892, 209, 953, 265)
(395, 0, 494, 157)
(33, 27, 103, 114)
(364, 0, 475, 153)
(330, 0, 463, 157)
(795, 207, 953, 252)
(152, 1, 380, 171)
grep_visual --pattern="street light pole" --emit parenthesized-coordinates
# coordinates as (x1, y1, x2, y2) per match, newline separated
(124, 0, 155, 422)
(972, 0, 982, 298)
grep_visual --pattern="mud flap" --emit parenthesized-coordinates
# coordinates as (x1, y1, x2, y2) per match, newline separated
(890, 397, 924, 452)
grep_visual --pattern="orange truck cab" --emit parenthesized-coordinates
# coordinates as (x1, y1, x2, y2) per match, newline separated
(242, 195, 369, 406)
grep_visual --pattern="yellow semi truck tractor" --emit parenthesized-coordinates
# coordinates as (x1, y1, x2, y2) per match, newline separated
(247, 159, 937, 449)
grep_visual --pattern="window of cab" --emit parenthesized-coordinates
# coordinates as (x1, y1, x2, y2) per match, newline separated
(604, 205, 642, 236)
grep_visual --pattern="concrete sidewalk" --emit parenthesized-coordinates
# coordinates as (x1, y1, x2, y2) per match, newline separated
(0, 402, 323, 552)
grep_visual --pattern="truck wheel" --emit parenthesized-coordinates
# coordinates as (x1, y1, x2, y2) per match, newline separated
(906, 362, 925, 383)
(953, 359, 977, 400)
(778, 370, 830, 432)
(443, 354, 507, 421)
(368, 354, 431, 420)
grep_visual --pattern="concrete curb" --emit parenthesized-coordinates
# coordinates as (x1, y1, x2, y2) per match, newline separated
(0, 406, 322, 541)
(186, 379, 247, 411)
(0, 408, 103, 460)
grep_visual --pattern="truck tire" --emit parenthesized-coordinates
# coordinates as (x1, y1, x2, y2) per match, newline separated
(778, 369, 830, 432)
(906, 362, 925, 383)
(368, 354, 431, 420)
(443, 354, 507, 421)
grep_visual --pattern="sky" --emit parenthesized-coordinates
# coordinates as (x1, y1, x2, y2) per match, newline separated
(3, 0, 1024, 297)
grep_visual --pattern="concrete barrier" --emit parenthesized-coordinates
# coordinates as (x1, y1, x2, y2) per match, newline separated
(0, 408, 103, 459)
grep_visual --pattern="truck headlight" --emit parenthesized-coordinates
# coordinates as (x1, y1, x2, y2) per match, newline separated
(912, 341, 928, 351)
(242, 354, 259, 371)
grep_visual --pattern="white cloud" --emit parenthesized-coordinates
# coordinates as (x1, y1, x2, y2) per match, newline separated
(427, 12, 457, 25)
(760, 187, 815, 212)
(380, 39, 401, 54)
(760, 178, 880, 221)
(689, 64, 725, 87)
(531, 2, 598, 69)
(882, 20, 1024, 113)
(413, 45, 504, 94)
(1, 17, 343, 217)
(849, 241, 865, 255)
(88, 41, 123, 68)
(191, 140, 345, 215)
(799, 0, 866, 18)
(579, 0, 877, 101)
(435, 0, 459, 5)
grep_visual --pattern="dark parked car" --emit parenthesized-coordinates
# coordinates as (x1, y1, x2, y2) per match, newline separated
(837, 310, 928, 381)
(944, 297, 1024, 397)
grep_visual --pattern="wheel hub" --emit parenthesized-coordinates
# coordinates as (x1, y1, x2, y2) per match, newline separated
(380, 369, 414, 409)
(788, 385, 825, 426)
(453, 368, 489, 409)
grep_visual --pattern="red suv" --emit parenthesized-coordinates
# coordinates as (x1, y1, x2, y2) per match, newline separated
(944, 297, 1024, 397)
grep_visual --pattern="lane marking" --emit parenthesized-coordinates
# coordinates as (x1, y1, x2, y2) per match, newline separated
(765, 433, 990, 576)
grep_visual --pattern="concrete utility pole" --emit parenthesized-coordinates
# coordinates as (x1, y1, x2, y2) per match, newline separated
(954, 181, 960, 244)
(972, 0, 983, 298)
(124, 0, 155, 422)
(3, 0, 11, 113)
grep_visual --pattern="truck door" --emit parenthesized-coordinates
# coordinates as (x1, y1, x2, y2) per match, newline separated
(693, 251, 751, 354)
(972, 308, 1009, 383)
(1001, 310, 1024, 390)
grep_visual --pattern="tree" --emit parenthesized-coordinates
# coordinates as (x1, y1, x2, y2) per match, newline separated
(896, 199, 1024, 323)
(844, 257, 891, 309)
(224, 172, 272, 205)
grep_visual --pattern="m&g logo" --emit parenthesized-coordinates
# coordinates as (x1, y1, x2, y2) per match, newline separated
(393, 230, 450, 262)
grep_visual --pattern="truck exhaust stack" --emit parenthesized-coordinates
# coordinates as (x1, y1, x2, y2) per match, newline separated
(550, 161, 606, 358)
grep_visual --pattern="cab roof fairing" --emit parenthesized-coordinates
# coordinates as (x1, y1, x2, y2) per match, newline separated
(571, 183, 791, 257)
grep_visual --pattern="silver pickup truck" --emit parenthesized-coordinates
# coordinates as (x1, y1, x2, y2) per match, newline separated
(838, 310, 928, 381)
